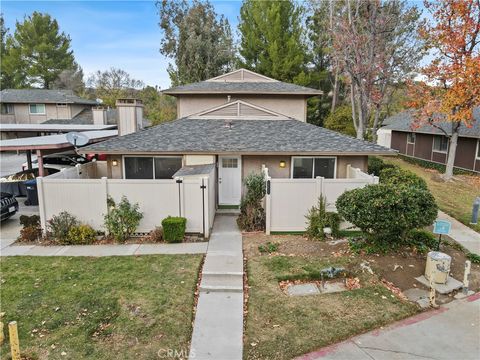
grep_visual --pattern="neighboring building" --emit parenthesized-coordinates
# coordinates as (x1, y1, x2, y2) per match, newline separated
(380, 108, 480, 173)
(0, 89, 98, 124)
(82, 69, 393, 207)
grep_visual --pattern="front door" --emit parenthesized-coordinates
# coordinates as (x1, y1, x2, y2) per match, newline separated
(218, 156, 242, 206)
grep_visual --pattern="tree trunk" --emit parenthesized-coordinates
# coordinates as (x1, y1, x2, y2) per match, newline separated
(350, 83, 358, 133)
(331, 67, 339, 113)
(356, 93, 364, 140)
(443, 130, 459, 181)
(371, 105, 381, 142)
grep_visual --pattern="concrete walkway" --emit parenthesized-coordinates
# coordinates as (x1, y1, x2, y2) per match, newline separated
(299, 293, 480, 360)
(438, 211, 480, 255)
(0, 242, 207, 256)
(189, 214, 243, 360)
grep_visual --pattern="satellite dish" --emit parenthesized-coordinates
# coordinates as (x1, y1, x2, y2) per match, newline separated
(66, 132, 89, 147)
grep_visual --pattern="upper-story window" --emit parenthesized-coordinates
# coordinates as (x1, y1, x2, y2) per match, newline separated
(407, 133, 416, 144)
(29, 104, 46, 114)
(433, 135, 448, 153)
(1, 103, 14, 114)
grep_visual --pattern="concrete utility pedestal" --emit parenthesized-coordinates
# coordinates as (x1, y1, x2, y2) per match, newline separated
(425, 251, 451, 284)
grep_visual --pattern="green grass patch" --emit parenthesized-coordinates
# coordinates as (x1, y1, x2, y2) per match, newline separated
(244, 255, 418, 360)
(382, 156, 480, 232)
(0, 255, 202, 359)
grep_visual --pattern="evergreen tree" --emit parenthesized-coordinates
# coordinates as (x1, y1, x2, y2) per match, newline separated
(157, 0, 234, 86)
(4, 12, 76, 88)
(0, 14, 14, 89)
(238, 0, 308, 83)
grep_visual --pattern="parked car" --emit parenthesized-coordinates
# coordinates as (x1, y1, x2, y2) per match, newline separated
(1, 192, 18, 221)
(21, 151, 89, 171)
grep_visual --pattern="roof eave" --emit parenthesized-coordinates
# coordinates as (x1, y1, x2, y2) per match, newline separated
(162, 90, 322, 96)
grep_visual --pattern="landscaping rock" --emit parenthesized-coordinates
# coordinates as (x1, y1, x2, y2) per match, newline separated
(287, 283, 320, 296)
(404, 288, 430, 309)
(320, 281, 347, 294)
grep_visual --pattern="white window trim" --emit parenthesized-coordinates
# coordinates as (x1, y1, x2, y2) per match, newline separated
(122, 155, 183, 179)
(290, 156, 337, 179)
(29, 103, 46, 115)
(407, 133, 416, 144)
(432, 135, 448, 154)
(476, 140, 480, 160)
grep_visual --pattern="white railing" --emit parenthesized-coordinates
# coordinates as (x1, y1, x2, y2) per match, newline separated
(37, 165, 216, 237)
(264, 166, 379, 234)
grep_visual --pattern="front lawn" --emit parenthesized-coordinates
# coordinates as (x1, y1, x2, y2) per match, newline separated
(0, 255, 202, 359)
(381, 156, 480, 232)
(243, 234, 419, 360)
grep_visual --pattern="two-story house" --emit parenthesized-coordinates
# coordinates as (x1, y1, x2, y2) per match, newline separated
(82, 69, 392, 207)
(0, 89, 98, 124)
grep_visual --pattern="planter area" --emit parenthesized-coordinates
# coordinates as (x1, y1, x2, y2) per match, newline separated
(242, 232, 480, 360)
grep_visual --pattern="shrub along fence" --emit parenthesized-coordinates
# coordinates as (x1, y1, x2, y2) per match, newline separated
(264, 166, 378, 234)
(37, 166, 216, 238)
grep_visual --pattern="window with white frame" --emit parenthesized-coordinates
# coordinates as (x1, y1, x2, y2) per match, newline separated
(29, 104, 46, 114)
(407, 133, 416, 144)
(291, 157, 336, 179)
(433, 135, 448, 153)
(1, 103, 14, 114)
(124, 156, 182, 179)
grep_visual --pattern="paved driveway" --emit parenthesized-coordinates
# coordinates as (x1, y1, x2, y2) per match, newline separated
(0, 199, 39, 249)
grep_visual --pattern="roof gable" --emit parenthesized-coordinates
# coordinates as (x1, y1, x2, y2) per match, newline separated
(206, 68, 277, 83)
(189, 100, 290, 120)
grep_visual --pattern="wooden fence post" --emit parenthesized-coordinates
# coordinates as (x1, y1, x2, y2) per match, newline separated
(8, 321, 20, 360)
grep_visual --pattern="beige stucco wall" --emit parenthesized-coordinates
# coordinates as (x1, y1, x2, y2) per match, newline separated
(185, 155, 216, 166)
(106, 155, 123, 179)
(0, 103, 91, 124)
(242, 155, 290, 179)
(177, 94, 308, 121)
(337, 156, 368, 178)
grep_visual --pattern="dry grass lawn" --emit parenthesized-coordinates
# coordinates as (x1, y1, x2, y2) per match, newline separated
(381, 156, 480, 232)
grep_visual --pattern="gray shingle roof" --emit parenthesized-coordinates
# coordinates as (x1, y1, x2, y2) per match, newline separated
(383, 107, 480, 138)
(43, 109, 151, 128)
(163, 81, 322, 96)
(81, 118, 394, 155)
(0, 89, 98, 105)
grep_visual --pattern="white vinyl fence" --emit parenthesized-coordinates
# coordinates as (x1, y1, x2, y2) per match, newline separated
(264, 166, 378, 234)
(37, 164, 216, 237)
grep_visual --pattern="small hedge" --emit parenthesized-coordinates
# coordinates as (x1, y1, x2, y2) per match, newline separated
(368, 156, 396, 176)
(380, 167, 428, 190)
(162, 216, 187, 243)
(67, 224, 97, 245)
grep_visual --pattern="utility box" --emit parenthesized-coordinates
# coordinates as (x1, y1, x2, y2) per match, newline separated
(425, 251, 451, 284)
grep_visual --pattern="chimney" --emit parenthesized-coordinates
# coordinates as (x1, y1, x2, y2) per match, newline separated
(115, 99, 144, 136)
(92, 107, 107, 125)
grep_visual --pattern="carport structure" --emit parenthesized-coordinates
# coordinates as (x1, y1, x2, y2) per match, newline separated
(0, 130, 117, 176)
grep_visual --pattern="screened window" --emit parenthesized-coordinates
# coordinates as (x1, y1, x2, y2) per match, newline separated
(433, 136, 448, 153)
(292, 157, 336, 179)
(407, 133, 416, 144)
(29, 104, 46, 114)
(124, 156, 182, 179)
(1, 103, 14, 114)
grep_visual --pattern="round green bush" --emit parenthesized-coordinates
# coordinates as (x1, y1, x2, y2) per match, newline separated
(67, 224, 97, 245)
(367, 156, 396, 176)
(379, 167, 427, 190)
(336, 184, 438, 245)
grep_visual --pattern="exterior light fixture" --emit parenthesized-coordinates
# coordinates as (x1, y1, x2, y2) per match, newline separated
(279, 160, 286, 168)
(112, 159, 118, 167)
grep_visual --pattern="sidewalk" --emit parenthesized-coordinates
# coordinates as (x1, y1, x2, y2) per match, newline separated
(298, 293, 480, 360)
(438, 210, 480, 255)
(189, 214, 243, 360)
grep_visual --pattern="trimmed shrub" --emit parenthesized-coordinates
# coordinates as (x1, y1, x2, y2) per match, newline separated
(162, 216, 187, 243)
(67, 224, 97, 245)
(367, 156, 396, 176)
(305, 195, 341, 240)
(18, 215, 42, 242)
(104, 196, 143, 243)
(380, 167, 428, 190)
(47, 211, 79, 244)
(149, 227, 163, 242)
(407, 229, 438, 253)
(336, 184, 438, 246)
(237, 173, 266, 231)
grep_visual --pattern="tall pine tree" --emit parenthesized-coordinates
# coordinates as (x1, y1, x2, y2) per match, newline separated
(238, 0, 308, 84)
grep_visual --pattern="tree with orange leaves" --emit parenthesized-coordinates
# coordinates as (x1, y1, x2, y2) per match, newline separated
(409, 0, 480, 180)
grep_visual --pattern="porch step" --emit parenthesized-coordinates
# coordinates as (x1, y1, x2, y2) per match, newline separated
(200, 273, 243, 293)
(216, 208, 241, 215)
